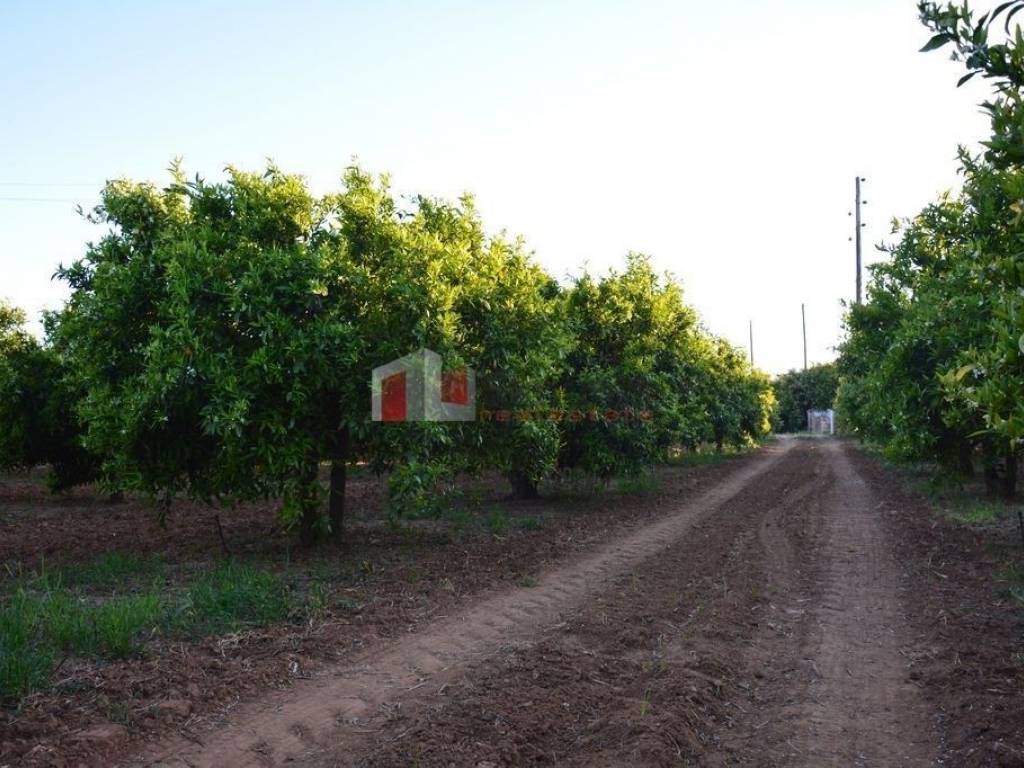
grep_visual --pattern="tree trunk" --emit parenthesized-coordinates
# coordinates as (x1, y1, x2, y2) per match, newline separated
(509, 469, 539, 499)
(1016, 507, 1024, 556)
(1003, 446, 1018, 500)
(984, 443, 1000, 497)
(329, 427, 349, 544)
(298, 464, 321, 547)
(299, 501, 318, 547)
(956, 441, 974, 479)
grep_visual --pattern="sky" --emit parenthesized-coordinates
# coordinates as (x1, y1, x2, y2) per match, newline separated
(0, 0, 993, 374)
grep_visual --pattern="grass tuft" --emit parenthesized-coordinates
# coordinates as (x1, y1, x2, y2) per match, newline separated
(55, 551, 164, 589)
(515, 515, 546, 531)
(168, 561, 291, 638)
(945, 499, 1009, 526)
(616, 473, 658, 495)
(484, 510, 511, 536)
(0, 558, 295, 704)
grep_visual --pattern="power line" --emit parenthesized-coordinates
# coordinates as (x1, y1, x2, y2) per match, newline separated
(0, 197, 87, 203)
(0, 182, 96, 187)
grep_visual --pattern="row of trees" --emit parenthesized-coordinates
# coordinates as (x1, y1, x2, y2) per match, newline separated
(838, 1, 1024, 501)
(0, 165, 773, 543)
(771, 363, 838, 433)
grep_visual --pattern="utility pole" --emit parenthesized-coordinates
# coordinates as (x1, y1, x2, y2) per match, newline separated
(852, 176, 867, 304)
(802, 303, 807, 371)
(749, 320, 754, 367)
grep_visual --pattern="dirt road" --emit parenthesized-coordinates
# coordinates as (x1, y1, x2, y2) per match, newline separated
(131, 439, 997, 766)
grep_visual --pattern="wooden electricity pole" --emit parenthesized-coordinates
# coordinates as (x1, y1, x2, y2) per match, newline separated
(749, 320, 754, 366)
(802, 303, 808, 371)
(855, 176, 865, 304)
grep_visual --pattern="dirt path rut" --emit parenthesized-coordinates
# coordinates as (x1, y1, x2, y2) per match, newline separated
(792, 441, 936, 765)
(132, 439, 945, 767)
(725, 439, 938, 766)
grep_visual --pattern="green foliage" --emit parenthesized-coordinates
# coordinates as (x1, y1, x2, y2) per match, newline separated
(0, 586, 163, 701)
(836, 177, 998, 472)
(772, 364, 838, 433)
(0, 301, 30, 356)
(0, 302, 96, 490)
(52, 164, 574, 535)
(44, 161, 775, 539)
(664, 447, 748, 467)
(839, 3, 1024, 510)
(514, 514, 547, 531)
(483, 509, 511, 536)
(52, 165, 359, 538)
(558, 254, 772, 477)
(919, 1, 1024, 166)
(386, 459, 455, 521)
(0, 591, 57, 700)
(558, 255, 676, 477)
(946, 499, 1008, 525)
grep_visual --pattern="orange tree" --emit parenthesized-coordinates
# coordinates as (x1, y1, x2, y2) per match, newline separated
(321, 169, 568, 502)
(772, 364, 838, 433)
(556, 255, 771, 478)
(52, 166, 365, 543)
(836, 3, 1024, 501)
(0, 301, 95, 490)
(52, 164, 569, 540)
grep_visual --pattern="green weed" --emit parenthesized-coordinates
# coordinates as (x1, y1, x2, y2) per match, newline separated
(54, 551, 163, 589)
(616, 473, 658, 495)
(542, 470, 607, 499)
(639, 688, 652, 717)
(167, 561, 291, 639)
(665, 447, 747, 468)
(443, 506, 475, 536)
(515, 515, 546, 531)
(946, 499, 1008, 525)
(0, 558, 296, 703)
(484, 510, 511, 536)
(0, 587, 162, 701)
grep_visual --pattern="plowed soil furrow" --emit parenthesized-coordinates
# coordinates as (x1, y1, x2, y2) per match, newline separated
(123, 438, 991, 767)
(328, 439, 944, 767)
(133, 442, 795, 767)
(347, 436, 830, 766)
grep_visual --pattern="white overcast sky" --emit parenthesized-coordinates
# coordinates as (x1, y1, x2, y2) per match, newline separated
(0, 1, 991, 373)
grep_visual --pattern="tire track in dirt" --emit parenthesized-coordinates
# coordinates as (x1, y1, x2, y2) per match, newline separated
(793, 440, 937, 766)
(131, 441, 794, 767)
(725, 439, 938, 767)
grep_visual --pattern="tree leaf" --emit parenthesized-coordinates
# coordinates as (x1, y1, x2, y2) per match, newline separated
(920, 33, 954, 52)
(958, 70, 981, 86)
(1008, 4, 1024, 32)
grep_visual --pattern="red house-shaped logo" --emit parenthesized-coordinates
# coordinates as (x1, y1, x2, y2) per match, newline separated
(371, 348, 475, 422)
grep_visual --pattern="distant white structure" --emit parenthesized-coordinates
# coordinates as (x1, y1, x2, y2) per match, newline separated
(807, 409, 835, 435)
